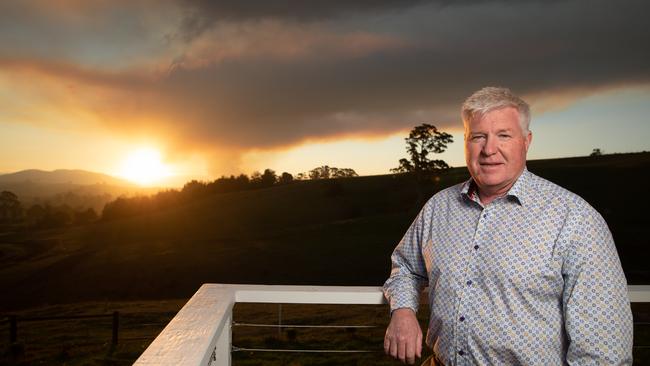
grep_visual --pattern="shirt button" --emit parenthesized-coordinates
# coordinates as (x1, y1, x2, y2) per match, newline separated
(458, 350, 465, 356)
(466, 280, 473, 286)
(474, 245, 479, 250)
(459, 316, 465, 322)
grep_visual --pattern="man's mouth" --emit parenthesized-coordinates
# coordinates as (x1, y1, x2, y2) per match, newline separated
(479, 162, 503, 167)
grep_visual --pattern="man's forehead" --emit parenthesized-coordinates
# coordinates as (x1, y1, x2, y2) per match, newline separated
(467, 108, 520, 127)
(467, 125, 516, 133)
(465, 105, 502, 118)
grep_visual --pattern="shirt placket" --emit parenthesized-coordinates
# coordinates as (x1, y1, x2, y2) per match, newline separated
(454, 205, 489, 365)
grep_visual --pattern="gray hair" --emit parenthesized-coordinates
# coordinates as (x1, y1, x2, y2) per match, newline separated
(461, 87, 531, 135)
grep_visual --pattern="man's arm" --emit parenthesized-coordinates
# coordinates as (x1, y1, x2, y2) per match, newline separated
(383, 202, 431, 364)
(562, 206, 633, 365)
(384, 308, 422, 364)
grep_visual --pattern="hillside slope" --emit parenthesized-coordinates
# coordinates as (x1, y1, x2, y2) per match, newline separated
(0, 169, 130, 186)
(1, 152, 648, 310)
(0, 169, 159, 211)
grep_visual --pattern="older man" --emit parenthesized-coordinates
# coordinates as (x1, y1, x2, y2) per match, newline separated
(383, 87, 633, 365)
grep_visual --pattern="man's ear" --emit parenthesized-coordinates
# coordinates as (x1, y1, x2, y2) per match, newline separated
(524, 131, 532, 152)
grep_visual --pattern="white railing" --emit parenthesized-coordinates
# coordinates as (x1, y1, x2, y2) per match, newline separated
(135, 284, 650, 366)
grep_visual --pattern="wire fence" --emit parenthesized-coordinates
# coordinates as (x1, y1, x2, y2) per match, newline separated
(0, 311, 178, 364)
(1, 305, 649, 363)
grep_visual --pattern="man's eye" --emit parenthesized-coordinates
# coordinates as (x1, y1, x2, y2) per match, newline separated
(471, 135, 485, 141)
(498, 134, 511, 138)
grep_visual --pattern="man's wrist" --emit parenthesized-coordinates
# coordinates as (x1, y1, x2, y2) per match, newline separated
(391, 307, 417, 317)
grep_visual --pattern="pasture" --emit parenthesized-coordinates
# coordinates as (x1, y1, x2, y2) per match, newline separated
(1, 152, 649, 364)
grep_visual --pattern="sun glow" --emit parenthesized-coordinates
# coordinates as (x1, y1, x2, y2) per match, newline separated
(119, 147, 173, 186)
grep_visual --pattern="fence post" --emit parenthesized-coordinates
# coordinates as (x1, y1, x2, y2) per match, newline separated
(112, 311, 119, 346)
(278, 304, 282, 338)
(9, 316, 17, 343)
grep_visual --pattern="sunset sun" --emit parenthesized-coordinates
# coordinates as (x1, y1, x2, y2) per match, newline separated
(119, 148, 173, 186)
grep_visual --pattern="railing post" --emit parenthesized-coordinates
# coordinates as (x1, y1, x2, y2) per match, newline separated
(112, 311, 119, 346)
(213, 311, 232, 366)
(135, 284, 235, 365)
(9, 316, 17, 343)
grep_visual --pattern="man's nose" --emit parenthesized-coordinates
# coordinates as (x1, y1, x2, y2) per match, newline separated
(481, 136, 497, 155)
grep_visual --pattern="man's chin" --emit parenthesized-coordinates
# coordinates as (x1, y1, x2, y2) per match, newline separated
(475, 176, 506, 189)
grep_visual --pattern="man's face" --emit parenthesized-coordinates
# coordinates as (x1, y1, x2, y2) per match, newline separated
(464, 107, 532, 195)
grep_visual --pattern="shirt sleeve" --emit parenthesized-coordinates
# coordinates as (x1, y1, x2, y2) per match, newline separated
(561, 204, 633, 365)
(383, 199, 431, 314)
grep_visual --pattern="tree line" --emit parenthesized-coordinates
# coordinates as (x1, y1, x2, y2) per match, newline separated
(0, 190, 99, 229)
(99, 166, 358, 221)
(0, 165, 358, 229)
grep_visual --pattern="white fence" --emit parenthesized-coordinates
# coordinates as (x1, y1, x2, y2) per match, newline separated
(135, 284, 650, 366)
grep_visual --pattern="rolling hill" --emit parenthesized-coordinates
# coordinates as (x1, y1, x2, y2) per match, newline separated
(0, 152, 648, 311)
(0, 169, 161, 211)
(0, 169, 131, 186)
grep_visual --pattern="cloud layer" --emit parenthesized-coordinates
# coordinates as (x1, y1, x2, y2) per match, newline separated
(1, 0, 649, 165)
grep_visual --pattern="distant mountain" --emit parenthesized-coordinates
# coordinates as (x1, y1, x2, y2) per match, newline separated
(0, 169, 133, 186)
(0, 169, 157, 211)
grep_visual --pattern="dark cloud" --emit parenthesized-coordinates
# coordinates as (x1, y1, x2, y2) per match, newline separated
(175, 0, 432, 41)
(173, 0, 570, 41)
(180, 0, 430, 21)
(176, 0, 556, 22)
(3, 0, 650, 155)
(144, 0, 650, 149)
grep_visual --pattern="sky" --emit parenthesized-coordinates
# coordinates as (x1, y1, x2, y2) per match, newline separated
(1, 0, 649, 186)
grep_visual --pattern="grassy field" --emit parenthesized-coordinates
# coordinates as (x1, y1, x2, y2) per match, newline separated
(2, 152, 648, 312)
(0, 300, 184, 365)
(0, 300, 428, 365)
(2, 301, 649, 365)
(1, 152, 649, 364)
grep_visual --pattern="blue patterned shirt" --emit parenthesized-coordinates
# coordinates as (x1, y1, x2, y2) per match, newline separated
(383, 169, 633, 365)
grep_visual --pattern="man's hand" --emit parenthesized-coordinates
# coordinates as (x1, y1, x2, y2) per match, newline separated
(384, 308, 423, 364)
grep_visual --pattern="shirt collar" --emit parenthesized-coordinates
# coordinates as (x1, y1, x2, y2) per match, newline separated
(461, 167, 530, 206)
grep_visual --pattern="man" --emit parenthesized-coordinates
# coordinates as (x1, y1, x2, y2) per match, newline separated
(383, 87, 633, 365)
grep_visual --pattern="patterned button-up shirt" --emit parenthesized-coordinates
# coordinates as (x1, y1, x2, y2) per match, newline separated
(383, 169, 633, 365)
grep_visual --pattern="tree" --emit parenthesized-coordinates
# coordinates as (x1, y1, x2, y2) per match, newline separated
(331, 168, 358, 178)
(249, 169, 278, 188)
(279, 172, 294, 184)
(260, 169, 278, 187)
(308, 166, 358, 180)
(235, 174, 250, 188)
(0, 191, 22, 222)
(250, 171, 262, 182)
(74, 208, 98, 225)
(182, 180, 208, 198)
(391, 123, 453, 174)
(590, 148, 603, 157)
(309, 166, 332, 180)
(39, 204, 73, 228)
(26, 204, 46, 226)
